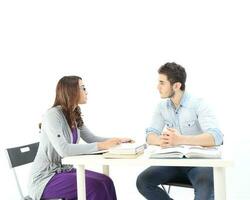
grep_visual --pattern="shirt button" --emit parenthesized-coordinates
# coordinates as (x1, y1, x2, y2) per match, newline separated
(57, 134, 61, 137)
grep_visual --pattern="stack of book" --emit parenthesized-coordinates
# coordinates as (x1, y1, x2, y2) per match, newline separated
(150, 145, 222, 159)
(103, 143, 146, 159)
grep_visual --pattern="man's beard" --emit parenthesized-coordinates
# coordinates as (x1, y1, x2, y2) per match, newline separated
(168, 88, 175, 98)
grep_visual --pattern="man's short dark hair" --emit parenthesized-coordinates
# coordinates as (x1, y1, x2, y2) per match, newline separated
(158, 62, 186, 91)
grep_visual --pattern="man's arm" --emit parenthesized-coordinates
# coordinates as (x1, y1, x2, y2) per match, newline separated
(178, 132, 215, 147)
(147, 133, 161, 145)
(147, 130, 215, 147)
(195, 99, 223, 146)
(147, 99, 222, 147)
(145, 102, 166, 145)
(162, 128, 217, 147)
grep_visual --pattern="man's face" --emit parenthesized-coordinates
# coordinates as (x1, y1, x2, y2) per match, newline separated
(157, 74, 175, 99)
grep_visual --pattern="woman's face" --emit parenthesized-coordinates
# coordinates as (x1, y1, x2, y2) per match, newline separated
(78, 79, 87, 104)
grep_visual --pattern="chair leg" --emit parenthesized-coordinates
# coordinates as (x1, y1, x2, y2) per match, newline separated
(161, 184, 167, 193)
(168, 185, 171, 194)
(160, 184, 171, 194)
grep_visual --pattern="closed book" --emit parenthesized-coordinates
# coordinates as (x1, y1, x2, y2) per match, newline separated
(109, 143, 146, 155)
(103, 151, 144, 159)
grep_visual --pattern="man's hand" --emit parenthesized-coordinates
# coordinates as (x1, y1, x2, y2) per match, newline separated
(160, 128, 182, 148)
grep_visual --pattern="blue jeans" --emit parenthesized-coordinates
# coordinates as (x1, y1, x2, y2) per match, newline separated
(136, 166, 214, 200)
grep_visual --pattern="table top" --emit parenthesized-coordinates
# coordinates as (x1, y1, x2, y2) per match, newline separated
(62, 153, 233, 167)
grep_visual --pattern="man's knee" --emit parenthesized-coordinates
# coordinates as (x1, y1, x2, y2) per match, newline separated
(136, 171, 149, 192)
(193, 168, 213, 186)
(136, 173, 143, 191)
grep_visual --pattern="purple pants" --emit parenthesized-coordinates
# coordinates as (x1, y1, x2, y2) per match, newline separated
(41, 169, 117, 200)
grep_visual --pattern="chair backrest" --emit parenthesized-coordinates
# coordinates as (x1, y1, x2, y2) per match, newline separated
(6, 142, 39, 200)
(6, 142, 39, 168)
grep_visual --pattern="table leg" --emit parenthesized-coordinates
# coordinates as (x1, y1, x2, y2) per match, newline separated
(103, 164, 109, 176)
(76, 165, 86, 200)
(213, 167, 226, 200)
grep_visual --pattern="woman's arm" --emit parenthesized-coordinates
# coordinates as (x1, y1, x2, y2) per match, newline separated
(43, 110, 99, 157)
(79, 125, 109, 142)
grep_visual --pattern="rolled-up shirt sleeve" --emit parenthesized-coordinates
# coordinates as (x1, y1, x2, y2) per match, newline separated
(196, 100, 224, 145)
(145, 103, 165, 138)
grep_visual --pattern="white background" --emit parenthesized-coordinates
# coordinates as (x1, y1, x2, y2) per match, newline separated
(0, 1, 250, 199)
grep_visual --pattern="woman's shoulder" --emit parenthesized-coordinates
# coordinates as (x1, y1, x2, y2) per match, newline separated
(44, 106, 63, 119)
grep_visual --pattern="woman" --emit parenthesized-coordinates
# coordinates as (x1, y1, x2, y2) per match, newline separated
(29, 76, 131, 200)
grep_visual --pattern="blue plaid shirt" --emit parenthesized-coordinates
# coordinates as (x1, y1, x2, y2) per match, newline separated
(146, 92, 223, 145)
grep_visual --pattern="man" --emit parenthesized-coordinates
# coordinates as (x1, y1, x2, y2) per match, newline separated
(136, 62, 223, 200)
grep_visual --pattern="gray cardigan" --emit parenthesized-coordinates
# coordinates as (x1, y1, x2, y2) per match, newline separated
(28, 106, 107, 200)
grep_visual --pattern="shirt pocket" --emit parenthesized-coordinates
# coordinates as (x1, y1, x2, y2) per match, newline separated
(164, 120, 174, 129)
(181, 120, 198, 134)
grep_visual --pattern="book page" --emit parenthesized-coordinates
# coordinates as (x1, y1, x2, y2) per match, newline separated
(149, 145, 187, 158)
(149, 145, 222, 159)
(153, 145, 187, 154)
(109, 143, 145, 154)
(185, 145, 222, 158)
(90, 149, 109, 154)
(110, 143, 143, 150)
(103, 151, 144, 159)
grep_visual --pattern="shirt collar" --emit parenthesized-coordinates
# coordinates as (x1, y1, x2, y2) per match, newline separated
(166, 91, 189, 108)
(180, 91, 189, 107)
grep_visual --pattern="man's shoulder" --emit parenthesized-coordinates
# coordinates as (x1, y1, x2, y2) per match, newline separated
(183, 93, 206, 109)
(188, 95, 204, 104)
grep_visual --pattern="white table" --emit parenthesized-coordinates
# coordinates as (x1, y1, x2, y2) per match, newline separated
(62, 154, 232, 200)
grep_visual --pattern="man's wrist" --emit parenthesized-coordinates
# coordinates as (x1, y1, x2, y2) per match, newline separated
(147, 133, 161, 146)
(178, 135, 187, 145)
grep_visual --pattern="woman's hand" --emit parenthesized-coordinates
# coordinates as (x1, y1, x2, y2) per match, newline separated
(119, 137, 134, 143)
(97, 138, 121, 150)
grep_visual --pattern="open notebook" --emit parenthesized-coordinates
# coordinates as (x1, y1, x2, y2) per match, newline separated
(150, 145, 222, 159)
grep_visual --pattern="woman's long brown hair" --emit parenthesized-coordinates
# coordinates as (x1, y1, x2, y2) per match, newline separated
(53, 76, 84, 128)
